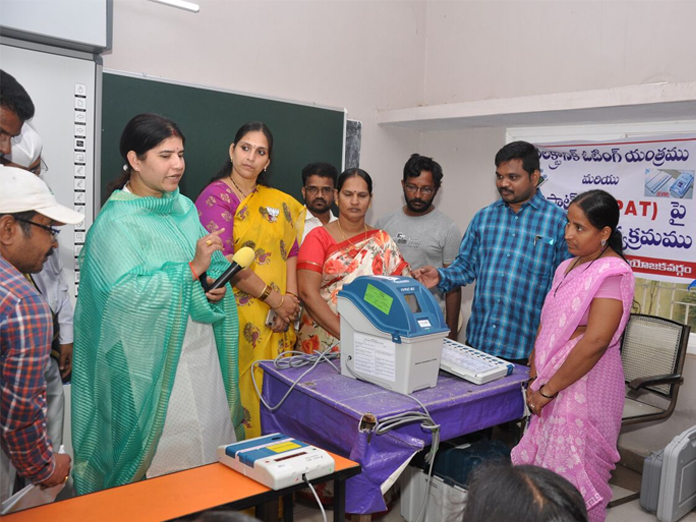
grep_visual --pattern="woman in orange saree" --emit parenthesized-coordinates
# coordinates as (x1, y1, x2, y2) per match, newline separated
(297, 168, 409, 354)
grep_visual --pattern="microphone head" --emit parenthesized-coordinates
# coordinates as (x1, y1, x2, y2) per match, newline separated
(232, 246, 255, 269)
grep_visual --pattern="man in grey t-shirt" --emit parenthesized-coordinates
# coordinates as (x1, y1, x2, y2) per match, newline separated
(375, 154, 462, 340)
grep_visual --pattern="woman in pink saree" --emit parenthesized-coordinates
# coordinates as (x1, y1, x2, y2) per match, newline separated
(511, 190, 635, 522)
(297, 168, 409, 354)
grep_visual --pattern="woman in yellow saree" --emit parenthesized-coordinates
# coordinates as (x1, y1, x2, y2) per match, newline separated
(297, 169, 410, 354)
(196, 122, 304, 438)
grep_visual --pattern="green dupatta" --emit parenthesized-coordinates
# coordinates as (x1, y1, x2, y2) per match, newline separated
(72, 189, 243, 495)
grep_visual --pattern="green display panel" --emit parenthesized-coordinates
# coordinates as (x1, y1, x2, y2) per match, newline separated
(101, 72, 345, 205)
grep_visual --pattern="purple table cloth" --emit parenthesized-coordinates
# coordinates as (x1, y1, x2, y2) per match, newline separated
(260, 360, 528, 514)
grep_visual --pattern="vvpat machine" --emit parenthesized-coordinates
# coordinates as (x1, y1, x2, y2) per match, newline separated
(337, 276, 449, 394)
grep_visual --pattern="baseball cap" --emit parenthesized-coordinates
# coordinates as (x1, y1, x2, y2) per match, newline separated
(0, 165, 84, 225)
(5, 124, 42, 169)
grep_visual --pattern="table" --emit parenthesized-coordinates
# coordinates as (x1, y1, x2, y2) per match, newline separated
(261, 360, 528, 515)
(2, 452, 360, 522)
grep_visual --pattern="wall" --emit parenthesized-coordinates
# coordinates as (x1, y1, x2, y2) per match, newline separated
(423, 0, 696, 105)
(103, 0, 427, 217)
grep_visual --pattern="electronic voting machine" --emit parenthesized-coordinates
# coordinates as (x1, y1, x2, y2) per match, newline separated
(218, 433, 335, 490)
(337, 275, 449, 394)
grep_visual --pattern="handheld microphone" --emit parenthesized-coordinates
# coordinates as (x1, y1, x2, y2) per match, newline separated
(207, 246, 256, 291)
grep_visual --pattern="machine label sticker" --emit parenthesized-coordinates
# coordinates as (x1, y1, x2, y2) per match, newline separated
(267, 442, 301, 453)
(353, 333, 396, 382)
(364, 284, 393, 314)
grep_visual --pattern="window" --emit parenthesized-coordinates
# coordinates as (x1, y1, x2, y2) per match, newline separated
(633, 278, 696, 330)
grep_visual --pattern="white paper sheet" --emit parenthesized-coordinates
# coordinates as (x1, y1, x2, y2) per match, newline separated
(353, 333, 396, 383)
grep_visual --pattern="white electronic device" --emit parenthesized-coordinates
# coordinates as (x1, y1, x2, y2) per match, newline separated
(217, 433, 335, 490)
(337, 276, 450, 395)
(439, 338, 514, 385)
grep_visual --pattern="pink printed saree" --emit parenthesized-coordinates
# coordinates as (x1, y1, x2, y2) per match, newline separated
(511, 257, 634, 522)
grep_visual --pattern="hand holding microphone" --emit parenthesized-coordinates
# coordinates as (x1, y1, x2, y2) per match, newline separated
(207, 246, 256, 291)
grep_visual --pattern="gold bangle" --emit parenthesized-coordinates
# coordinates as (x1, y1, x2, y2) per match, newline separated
(273, 294, 285, 310)
(257, 284, 272, 301)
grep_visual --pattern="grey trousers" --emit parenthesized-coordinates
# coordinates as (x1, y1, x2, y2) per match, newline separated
(45, 357, 64, 449)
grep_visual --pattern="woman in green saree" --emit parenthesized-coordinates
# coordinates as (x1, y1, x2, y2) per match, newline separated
(72, 114, 243, 495)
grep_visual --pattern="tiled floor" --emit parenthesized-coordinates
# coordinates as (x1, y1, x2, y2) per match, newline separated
(292, 467, 696, 522)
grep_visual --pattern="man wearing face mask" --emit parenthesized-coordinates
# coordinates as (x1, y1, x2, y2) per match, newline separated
(375, 154, 462, 340)
(414, 142, 570, 364)
(301, 162, 338, 242)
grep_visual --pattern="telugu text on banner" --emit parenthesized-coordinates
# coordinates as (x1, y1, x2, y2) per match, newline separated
(537, 135, 695, 283)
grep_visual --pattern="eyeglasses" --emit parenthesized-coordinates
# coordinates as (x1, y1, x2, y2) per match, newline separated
(305, 186, 334, 196)
(29, 158, 49, 177)
(404, 184, 435, 196)
(14, 217, 60, 239)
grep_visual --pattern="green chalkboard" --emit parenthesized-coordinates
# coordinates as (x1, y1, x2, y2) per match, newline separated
(100, 72, 345, 205)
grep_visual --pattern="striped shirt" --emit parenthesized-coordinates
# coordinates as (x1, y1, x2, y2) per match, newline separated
(437, 190, 570, 360)
(1, 255, 55, 484)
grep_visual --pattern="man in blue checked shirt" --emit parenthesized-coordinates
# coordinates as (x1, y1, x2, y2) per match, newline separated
(414, 141, 570, 364)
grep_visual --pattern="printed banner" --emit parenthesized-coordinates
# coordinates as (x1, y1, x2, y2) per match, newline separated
(537, 135, 696, 283)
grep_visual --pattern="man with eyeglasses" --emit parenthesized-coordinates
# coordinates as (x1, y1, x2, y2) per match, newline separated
(375, 153, 462, 340)
(301, 162, 338, 242)
(0, 70, 35, 157)
(0, 166, 83, 502)
(414, 142, 570, 364)
(2, 124, 73, 468)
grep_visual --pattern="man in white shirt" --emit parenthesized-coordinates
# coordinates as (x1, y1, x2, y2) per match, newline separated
(301, 162, 338, 242)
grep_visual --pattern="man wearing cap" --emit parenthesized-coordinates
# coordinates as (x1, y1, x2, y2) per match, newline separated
(2, 124, 73, 458)
(0, 69, 35, 156)
(0, 166, 82, 502)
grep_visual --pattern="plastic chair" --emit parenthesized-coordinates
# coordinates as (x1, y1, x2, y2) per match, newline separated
(608, 313, 690, 508)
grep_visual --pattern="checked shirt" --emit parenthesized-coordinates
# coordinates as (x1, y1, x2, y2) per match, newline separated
(437, 190, 570, 360)
(1, 255, 55, 485)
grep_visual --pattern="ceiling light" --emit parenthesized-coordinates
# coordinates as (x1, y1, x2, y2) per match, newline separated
(148, 0, 200, 13)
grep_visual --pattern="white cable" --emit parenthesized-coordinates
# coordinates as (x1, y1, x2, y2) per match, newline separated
(303, 475, 328, 522)
(257, 350, 440, 522)
(347, 357, 440, 522)
(371, 393, 440, 522)
(252, 345, 340, 412)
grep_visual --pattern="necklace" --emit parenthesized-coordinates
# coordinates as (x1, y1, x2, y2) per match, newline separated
(229, 173, 254, 198)
(554, 245, 609, 297)
(337, 219, 367, 246)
